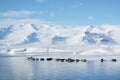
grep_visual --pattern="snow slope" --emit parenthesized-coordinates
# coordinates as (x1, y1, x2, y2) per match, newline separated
(0, 22, 120, 55)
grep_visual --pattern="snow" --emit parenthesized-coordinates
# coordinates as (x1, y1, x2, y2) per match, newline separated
(0, 21, 120, 57)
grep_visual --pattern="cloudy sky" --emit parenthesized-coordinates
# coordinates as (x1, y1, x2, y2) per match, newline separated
(0, 0, 120, 26)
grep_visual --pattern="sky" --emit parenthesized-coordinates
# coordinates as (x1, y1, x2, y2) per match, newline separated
(0, 0, 120, 26)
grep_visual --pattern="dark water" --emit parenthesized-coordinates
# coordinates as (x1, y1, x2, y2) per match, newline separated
(0, 56, 120, 80)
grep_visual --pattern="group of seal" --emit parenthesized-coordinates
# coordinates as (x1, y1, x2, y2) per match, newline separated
(27, 57, 117, 62)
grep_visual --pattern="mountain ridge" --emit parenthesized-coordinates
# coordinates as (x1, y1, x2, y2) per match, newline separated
(0, 23, 120, 55)
(0, 23, 120, 48)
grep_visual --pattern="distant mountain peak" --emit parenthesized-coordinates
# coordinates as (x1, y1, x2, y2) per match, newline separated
(0, 23, 120, 49)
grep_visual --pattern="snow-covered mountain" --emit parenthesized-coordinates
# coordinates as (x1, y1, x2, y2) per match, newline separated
(0, 23, 120, 55)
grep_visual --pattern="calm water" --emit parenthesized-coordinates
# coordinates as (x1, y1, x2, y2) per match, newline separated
(0, 56, 120, 80)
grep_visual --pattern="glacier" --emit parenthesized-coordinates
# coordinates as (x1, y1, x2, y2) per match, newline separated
(0, 22, 120, 56)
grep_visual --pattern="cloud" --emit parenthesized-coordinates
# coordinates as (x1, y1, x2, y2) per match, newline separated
(0, 10, 43, 18)
(107, 16, 113, 19)
(74, 3, 83, 8)
(50, 12, 55, 17)
(36, 0, 46, 3)
(0, 19, 42, 26)
(88, 16, 94, 20)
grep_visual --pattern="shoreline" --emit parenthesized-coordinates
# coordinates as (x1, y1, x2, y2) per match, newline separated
(1, 53, 120, 61)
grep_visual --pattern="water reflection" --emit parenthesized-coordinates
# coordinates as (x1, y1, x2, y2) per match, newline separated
(0, 57, 120, 80)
